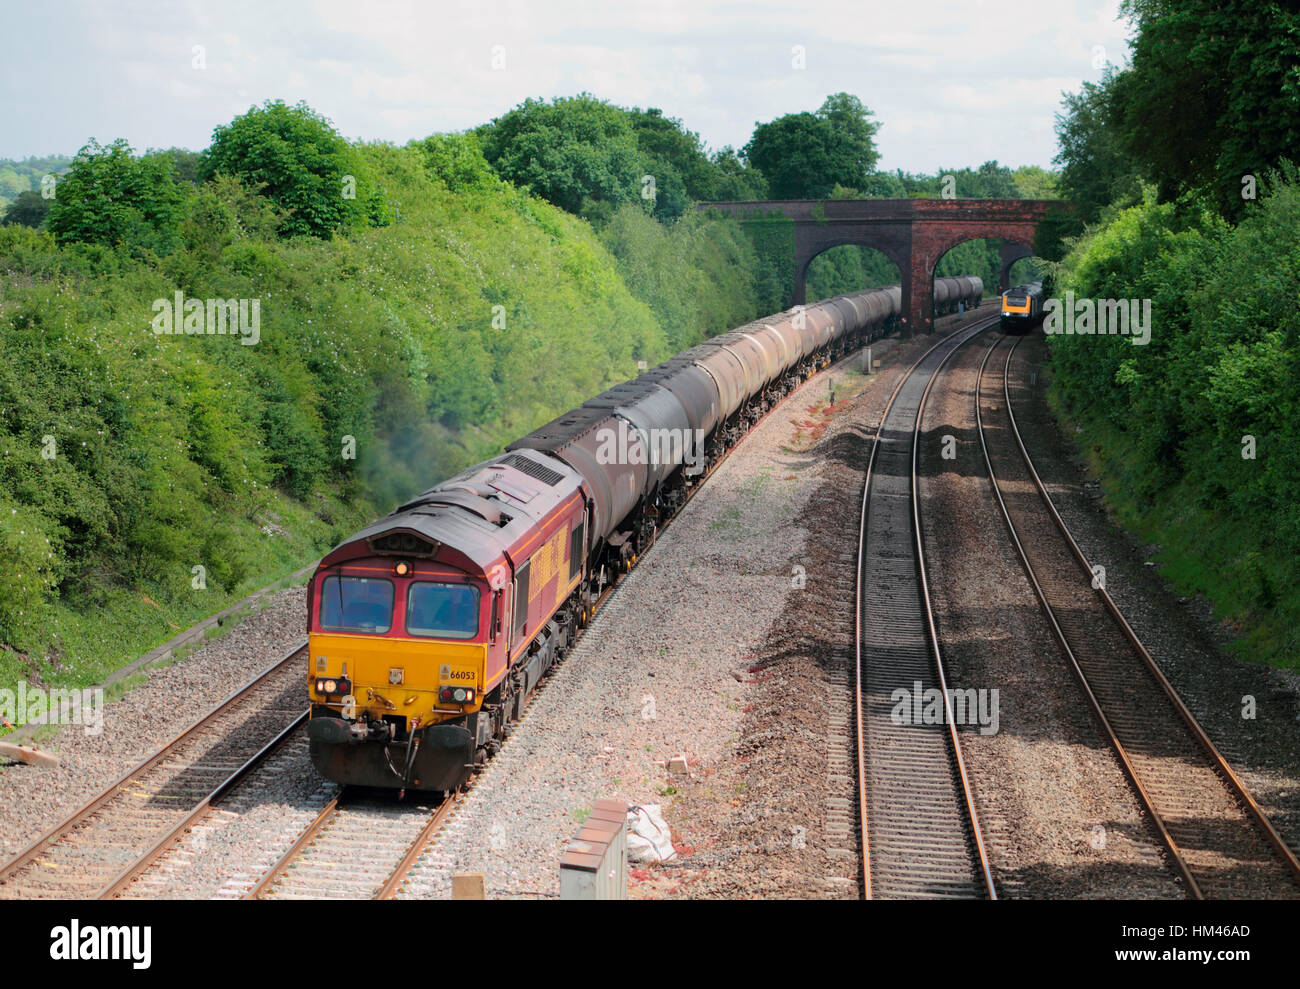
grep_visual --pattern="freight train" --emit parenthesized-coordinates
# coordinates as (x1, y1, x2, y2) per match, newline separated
(305, 276, 983, 793)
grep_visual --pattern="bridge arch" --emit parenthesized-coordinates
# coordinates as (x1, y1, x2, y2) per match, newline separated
(698, 198, 1060, 333)
(799, 241, 904, 301)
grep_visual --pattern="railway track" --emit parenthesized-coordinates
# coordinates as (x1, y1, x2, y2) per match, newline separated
(854, 315, 998, 899)
(244, 786, 456, 899)
(0, 642, 309, 899)
(976, 333, 1300, 899)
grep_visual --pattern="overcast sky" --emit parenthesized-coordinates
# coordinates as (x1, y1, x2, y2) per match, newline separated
(0, 0, 1131, 172)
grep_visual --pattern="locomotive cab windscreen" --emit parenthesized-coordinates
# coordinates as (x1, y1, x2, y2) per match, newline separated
(315, 571, 485, 641)
(308, 562, 492, 742)
(319, 574, 395, 633)
(405, 581, 480, 639)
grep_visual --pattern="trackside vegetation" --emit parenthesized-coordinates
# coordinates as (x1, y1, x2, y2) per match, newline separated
(1049, 0, 1300, 670)
(0, 107, 690, 702)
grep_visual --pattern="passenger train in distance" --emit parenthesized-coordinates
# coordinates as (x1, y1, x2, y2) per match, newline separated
(303, 277, 984, 794)
(1000, 281, 1044, 333)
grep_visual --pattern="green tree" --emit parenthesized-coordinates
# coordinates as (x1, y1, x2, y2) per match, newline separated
(202, 100, 389, 238)
(625, 107, 708, 218)
(414, 133, 498, 191)
(166, 148, 203, 185)
(0, 166, 26, 201)
(45, 139, 191, 254)
(2, 190, 50, 228)
(477, 95, 645, 220)
(707, 147, 768, 200)
(1109, 0, 1300, 217)
(744, 95, 880, 199)
(816, 93, 881, 178)
(860, 171, 906, 198)
(1054, 68, 1144, 225)
(744, 114, 855, 199)
(1012, 165, 1059, 199)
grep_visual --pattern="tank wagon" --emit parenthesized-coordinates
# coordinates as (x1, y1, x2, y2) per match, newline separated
(303, 279, 977, 792)
(933, 275, 983, 316)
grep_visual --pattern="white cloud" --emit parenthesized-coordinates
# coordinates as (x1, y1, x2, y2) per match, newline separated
(1, 0, 1130, 171)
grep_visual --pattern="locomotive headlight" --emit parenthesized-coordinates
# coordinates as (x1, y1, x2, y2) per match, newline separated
(438, 687, 475, 704)
(315, 676, 351, 698)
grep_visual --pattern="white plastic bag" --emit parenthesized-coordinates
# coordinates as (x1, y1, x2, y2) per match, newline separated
(626, 804, 676, 863)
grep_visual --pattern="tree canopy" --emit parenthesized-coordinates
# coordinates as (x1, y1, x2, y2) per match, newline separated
(46, 139, 190, 254)
(1107, 0, 1300, 218)
(201, 100, 390, 238)
(743, 94, 881, 199)
(2, 190, 50, 228)
(475, 94, 769, 222)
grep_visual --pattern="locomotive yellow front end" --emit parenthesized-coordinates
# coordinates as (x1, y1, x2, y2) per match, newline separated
(306, 557, 505, 792)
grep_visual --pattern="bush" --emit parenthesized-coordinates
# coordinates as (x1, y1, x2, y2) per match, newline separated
(0, 500, 56, 645)
(47, 140, 192, 256)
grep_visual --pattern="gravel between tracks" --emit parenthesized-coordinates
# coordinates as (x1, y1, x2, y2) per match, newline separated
(0, 587, 308, 861)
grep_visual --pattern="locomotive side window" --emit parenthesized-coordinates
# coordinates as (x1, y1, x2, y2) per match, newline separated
(569, 520, 584, 581)
(319, 576, 394, 633)
(406, 582, 480, 639)
(512, 561, 530, 643)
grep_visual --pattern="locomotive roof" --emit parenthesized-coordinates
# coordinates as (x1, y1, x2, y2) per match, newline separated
(320, 448, 584, 585)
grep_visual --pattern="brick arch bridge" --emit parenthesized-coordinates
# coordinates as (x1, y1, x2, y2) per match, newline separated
(697, 198, 1058, 333)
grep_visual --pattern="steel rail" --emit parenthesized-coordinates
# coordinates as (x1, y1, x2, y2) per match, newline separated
(0, 641, 308, 889)
(910, 324, 999, 899)
(98, 709, 309, 898)
(245, 790, 346, 899)
(373, 794, 461, 899)
(974, 334, 1204, 896)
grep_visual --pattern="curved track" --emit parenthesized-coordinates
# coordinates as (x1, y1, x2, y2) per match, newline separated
(854, 316, 998, 899)
(0, 642, 308, 899)
(976, 333, 1300, 899)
